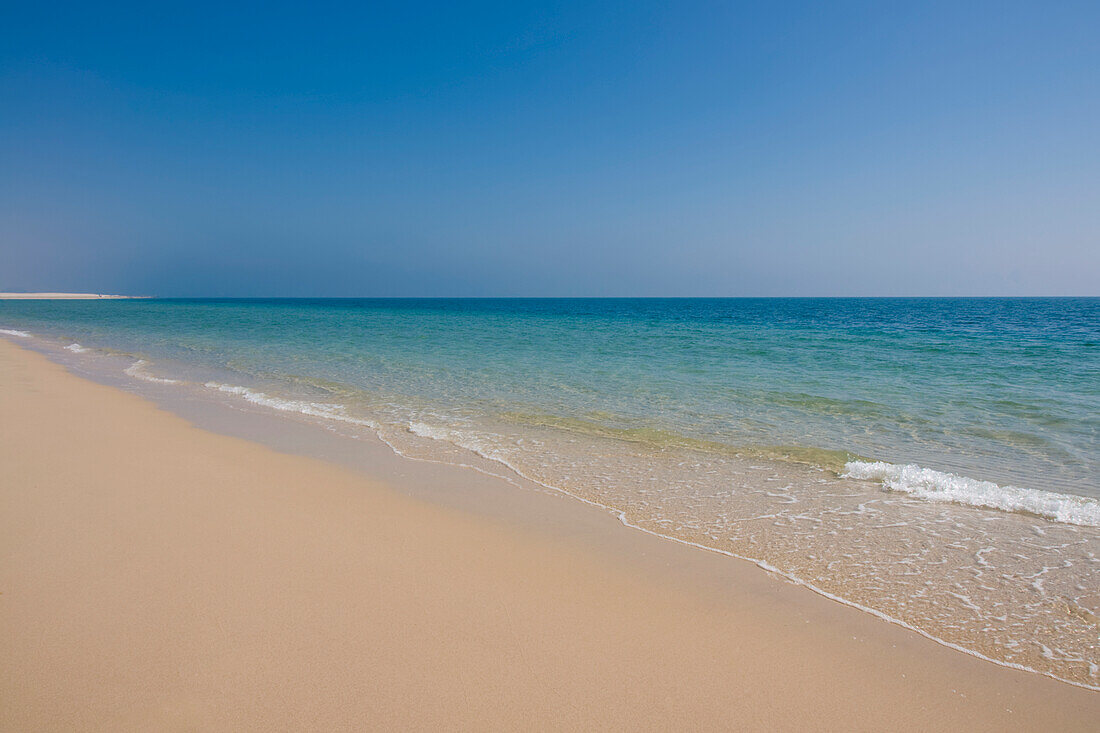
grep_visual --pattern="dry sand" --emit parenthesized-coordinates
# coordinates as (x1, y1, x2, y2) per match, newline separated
(1, 338, 1096, 731)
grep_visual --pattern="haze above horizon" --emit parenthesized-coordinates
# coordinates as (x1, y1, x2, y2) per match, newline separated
(2, 1, 1098, 297)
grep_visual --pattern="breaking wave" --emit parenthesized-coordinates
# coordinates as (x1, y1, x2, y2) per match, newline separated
(124, 359, 179, 384)
(205, 382, 378, 429)
(843, 460, 1100, 527)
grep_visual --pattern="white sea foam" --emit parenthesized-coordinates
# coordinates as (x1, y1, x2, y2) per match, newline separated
(66, 343, 90, 353)
(206, 382, 378, 429)
(843, 460, 1100, 527)
(0, 328, 31, 337)
(124, 359, 179, 384)
(408, 421, 462, 442)
(408, 421, 509, 462)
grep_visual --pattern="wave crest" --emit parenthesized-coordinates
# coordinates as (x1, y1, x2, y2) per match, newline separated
(205, 382, 377, 429)
(843, 460, 1100, 527)
(124, 359, 179, 384)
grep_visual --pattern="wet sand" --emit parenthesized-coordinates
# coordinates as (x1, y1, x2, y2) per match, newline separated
(1, 338, 1096, 731)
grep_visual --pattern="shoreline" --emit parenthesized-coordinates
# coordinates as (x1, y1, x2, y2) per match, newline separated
(1, 337, 1096, 730)
(24, 325, 1097, 689)
(0, 292, 147, 299)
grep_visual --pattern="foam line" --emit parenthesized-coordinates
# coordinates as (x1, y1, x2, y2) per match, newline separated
(205, 382, 378, 429)
(124, 359, 179, 384)
(843, 460, 1100, 527)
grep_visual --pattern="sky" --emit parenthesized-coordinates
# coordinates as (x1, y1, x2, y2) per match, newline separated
(1, 1, 1098, 296)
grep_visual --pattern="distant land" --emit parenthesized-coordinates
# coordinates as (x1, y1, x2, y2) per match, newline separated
(0, 293, 147, 300)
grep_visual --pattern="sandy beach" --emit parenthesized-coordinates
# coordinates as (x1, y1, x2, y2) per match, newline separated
(0, 337, 1096, 731)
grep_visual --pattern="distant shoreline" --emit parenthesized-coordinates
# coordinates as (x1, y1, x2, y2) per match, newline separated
(0, 293, 148, 300)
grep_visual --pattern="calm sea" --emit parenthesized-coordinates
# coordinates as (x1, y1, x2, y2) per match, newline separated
(3, 297, 1098, 687)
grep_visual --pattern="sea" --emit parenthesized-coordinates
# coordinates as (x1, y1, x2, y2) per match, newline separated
(2, 297, 1097, 687)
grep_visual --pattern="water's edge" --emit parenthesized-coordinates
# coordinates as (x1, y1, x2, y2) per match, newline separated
(4, 332, 1097, 693)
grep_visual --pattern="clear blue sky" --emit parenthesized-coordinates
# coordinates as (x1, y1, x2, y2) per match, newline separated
(2, 1, 1098, 296)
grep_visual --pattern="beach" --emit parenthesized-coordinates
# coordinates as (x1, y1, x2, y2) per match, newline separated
(1, 337, 1097, 730)
(5, 0, 1097, 727)
(4, 297, 1098, 687)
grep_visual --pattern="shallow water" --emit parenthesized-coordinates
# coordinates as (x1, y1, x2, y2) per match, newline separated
(3, 297, 1097, 686)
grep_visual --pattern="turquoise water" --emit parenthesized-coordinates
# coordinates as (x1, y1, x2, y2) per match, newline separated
(2, 297, 1099, 686)
(3, 297, 1098, 495)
